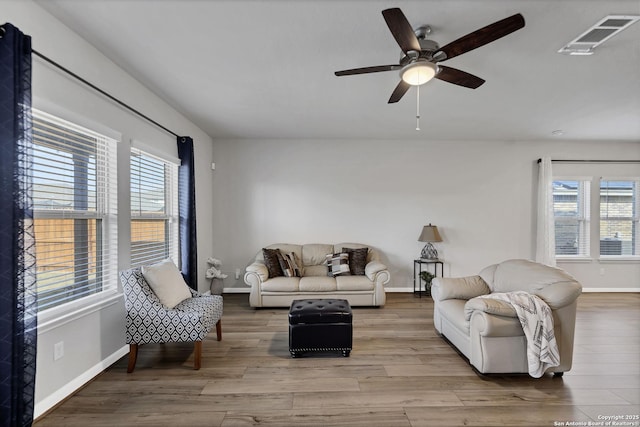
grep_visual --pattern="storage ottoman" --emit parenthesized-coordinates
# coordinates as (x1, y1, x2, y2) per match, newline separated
(288, 299, 352, 357)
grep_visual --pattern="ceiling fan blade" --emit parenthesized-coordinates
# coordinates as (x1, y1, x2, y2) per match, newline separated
(435, 13, 525, 61)
(388, 80, 411, 103)
(435, 66, 485, 89)
(382, 8, 421, 53)
(335, 65, 401, 76)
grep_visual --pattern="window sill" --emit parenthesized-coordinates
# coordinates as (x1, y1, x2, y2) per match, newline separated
(556, 257, 593, 263)
(37, 289, 123, 334)
(598, 257, 640, 263)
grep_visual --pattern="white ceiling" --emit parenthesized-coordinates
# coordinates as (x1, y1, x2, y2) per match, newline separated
(37, 0, 640, 142)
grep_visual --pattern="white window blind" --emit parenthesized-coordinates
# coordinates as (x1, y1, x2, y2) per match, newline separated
(130, 147, 179, 267)
(553, 180, 591, 257)
(600, 179, 639, 257)
(32, 110, 118, 312)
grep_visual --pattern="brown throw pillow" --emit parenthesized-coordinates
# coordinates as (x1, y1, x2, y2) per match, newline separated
(262, 248, 284, 278)
(343, 247, 368, 276)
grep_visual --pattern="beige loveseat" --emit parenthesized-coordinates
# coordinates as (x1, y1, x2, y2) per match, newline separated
(244, 243, 389, 308)
(431, 259, 582, 377)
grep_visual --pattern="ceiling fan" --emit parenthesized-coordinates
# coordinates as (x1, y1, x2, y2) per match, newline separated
(334, 8, 525, 104)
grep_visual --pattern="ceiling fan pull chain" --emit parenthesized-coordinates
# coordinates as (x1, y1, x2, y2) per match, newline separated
(416, 85, 421, 131)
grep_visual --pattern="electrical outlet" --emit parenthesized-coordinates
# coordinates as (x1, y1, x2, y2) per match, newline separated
(235, 268, 241, 280)
(54, 341, 64, 361)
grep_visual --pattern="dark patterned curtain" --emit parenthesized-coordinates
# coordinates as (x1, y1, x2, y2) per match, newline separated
(177, 136, 197, 289)
(0, 23, 37, 427)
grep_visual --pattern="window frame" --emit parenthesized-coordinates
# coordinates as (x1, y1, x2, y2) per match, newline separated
(32, 109, 119, 319)
(599, 177, 640, 259)
(552, 178, 592, 259)
(129, 146, 179, 268)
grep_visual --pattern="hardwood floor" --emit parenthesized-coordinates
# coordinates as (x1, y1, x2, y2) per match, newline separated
(35, 292, 640, 426)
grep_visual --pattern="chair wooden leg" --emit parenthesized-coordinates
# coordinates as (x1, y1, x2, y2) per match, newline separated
(194, 341, 202, 370)
(127, 344, 138, 373)
(216, 319, 222, 341)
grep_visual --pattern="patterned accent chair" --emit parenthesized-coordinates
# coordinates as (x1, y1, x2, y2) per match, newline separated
(120, 267, 223, 372)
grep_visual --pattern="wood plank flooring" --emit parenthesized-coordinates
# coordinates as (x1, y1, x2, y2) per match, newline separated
(35, 292, 640, 427)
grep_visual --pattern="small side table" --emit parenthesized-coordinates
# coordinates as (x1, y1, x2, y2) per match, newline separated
(413, 259, 443, 298)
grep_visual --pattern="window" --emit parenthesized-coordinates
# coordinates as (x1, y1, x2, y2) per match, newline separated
(32, 110, 118, 312)
(130, 147, 179, 267)
(553, 180, 591, 256)
(600, 179, 639, 256)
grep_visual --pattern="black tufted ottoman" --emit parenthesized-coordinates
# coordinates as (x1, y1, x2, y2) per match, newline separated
(288, 299, 352, 358)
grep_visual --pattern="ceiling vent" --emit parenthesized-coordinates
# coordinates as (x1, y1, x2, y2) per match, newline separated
(558, 15, 640, 55)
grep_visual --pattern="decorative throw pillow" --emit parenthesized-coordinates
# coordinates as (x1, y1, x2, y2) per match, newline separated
(343, 247, 368, 276)
(141, 258, 192, 309)
(326, 253, 351, 277)
(279, 252, 301, 277)
(262, 248, 284, 278)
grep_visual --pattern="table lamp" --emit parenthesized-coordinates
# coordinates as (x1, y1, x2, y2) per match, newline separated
(418, 224, 442, 260)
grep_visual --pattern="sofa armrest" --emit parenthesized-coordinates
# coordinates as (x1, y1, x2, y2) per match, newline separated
(464, 297, 517, 321)
(534, 281, 582, 310)
(431, 276, 490, 302)
(469, 310, 524, 337)
(365, 261, 389, 283)
(244, 262, 268, 286)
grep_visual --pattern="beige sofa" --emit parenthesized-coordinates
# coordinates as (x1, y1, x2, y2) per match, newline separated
(431, 259, 582, 376)
(244, 243, 389, 308)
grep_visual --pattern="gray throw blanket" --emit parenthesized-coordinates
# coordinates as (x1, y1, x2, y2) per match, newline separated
(472, 291, 560, 377)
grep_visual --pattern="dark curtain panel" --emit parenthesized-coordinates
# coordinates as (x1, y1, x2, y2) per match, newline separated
(177, 136, 198, 289)
(0, 23, 37, 427)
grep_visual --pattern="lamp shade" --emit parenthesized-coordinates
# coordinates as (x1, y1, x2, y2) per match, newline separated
(418, 224, 442, 242)
(400, 62, 438, 86)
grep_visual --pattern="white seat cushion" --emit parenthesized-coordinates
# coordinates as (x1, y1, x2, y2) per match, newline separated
(299, 276, 337, 292)
(336, 276, 374, 291)
(261, 277, 300, 292)
(438, 299, 470, 334)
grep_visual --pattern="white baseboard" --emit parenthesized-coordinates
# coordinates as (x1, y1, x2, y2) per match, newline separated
(222, 287, 639, 294)
(223, 287, 250, 293)
(222, 287, 422, 294)
(386, 287, 415, 293)
(34, 345, 129, 419)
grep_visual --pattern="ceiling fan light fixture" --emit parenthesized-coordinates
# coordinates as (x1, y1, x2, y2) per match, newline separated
(400, 61, 438, 86)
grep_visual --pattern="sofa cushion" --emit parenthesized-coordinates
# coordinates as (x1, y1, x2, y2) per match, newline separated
(491, 259, 578, 294)
(435, 276, 490, 301)
(336, 275, 374, 291)
(327, 253, 351, 277)
(302, 244, 334, 266)
(342, 247, 368, 276)
(299, 276, 337, 292)
(479, 264, 497, 288)
(303, 264, 328, 277)
(261, 277, 300, 292)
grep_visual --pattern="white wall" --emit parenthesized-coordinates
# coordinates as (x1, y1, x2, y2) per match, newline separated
(5, 0, 639, 419)
(5, 1, 215, 417)
(211, 138, 640, 291)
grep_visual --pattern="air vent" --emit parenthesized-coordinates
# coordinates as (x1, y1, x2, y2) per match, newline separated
(558, 15, 640, 55)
